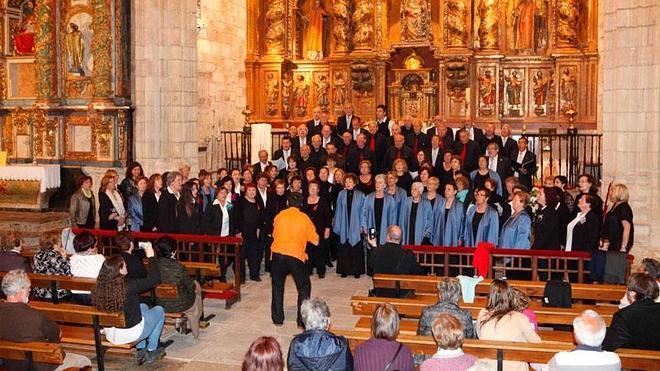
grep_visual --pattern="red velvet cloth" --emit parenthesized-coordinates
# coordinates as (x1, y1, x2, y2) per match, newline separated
(473, 242, 495, 277)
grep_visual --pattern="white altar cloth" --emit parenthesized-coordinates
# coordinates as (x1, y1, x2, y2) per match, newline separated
(0, 164, 61, 193)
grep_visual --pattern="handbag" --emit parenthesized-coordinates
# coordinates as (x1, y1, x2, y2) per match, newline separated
(383, 342, 403, 371)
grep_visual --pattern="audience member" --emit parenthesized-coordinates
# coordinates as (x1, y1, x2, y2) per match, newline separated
(511, 287, 537, 332)
(0, 232, 28, 272)
(242, 336, 284, 371)
(368, 225, 422, 297)
(420, 313, 479, 371)
(32, 232, 71, 301)
(114, 230, 146, 279)
(69, 231, 104, 304)
(619, 258, 659, 308)
(417, 277, 475, 338)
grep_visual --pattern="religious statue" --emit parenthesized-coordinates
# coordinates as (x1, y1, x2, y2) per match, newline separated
(557, 0, 579, 47)
(302, 0, 327, 60)
(547, 70, 557, 115)
(281, 72, 292, 117)
(333, 72, 346, 106)
(13, 0, 36, 55)
(265, 0, 286, 54)
(513, 0, 546, 53)
(478, 69, 496, 116)
(445, 0, 468, 47)
(477, 0, 499, 50)
(65, 23, 85, 76)
(353, 0, 374, 48)
(333, 0, 351, 53)
(532, 70, 549, 115)
(316, 74, 330, 110)
(401, 0, 431, 41)
(266, 73, 279, 116)
(293, 74, 310, 116)
(505, 70, 523, 116)
(560, 68, 577, 112)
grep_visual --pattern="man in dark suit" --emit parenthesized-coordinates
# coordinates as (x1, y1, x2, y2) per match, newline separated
(0, 237, 28, 272)
(345, 133, 374, 174)
(349, 116, 368, 141)
(500, 123, 518, 159)
(365, 120, 388, 173)
(252, 149, 272, 177)
(305, 106, 323, 137)
(454, 129, 481, 173)
(405, 121, 430, 155)
(309, 134, 328, 167)
(255, 174, 277, 273)
(426, 135, 444, 177)
(486, 142, 513, 186)
(367, 225, 421, 298)
(273, 137, 295, 164)
(426, 117, 454, 151)
(375, 104, 392, 137)
(455, 122, 486, 153)
(337, 131, 354, 162)
(320, 124, 337, 150)
(298, 145, 319, 172)
(291, 124, 309, 153)
(336, 103, 356, 136)
(511, 136, 537, 190)
(158, 171, 183, 233)
(483, 123, 503, 155)
(399, 115, 414, 137)
(384, 134, 414, 171)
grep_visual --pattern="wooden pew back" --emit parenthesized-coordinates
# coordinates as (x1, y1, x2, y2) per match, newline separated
(0, 340, 65, 367)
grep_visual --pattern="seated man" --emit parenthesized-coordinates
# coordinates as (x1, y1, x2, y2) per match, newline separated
(287, 298, 352, 370)
(0, 269, 91, 371)
(417, 277, 475, 339)
(69, 231, 105, 304)
(0, 232, 29, 272)
(368, 225, 422, 298)
(619, 258, 659, 308)
(548, 310, 621, 370)
(603, 272, 660, 351)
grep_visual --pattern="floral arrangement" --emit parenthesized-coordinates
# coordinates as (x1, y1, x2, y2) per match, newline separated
(528, 186, 541, 215)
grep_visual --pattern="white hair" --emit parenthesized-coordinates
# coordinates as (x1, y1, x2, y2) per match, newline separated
(301, 297, 331, 330)
(1, 269, 30, 297)
(573, 310, 607, 347)
(412, 182, 425, 193)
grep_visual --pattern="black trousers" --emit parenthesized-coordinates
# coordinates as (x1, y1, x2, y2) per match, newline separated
(337, 241, 365, 276)
(242, 238, 262, 280)
(271, 253, 311, 326)
(259, 234, 274, 272)
(306, 239, 328, 276)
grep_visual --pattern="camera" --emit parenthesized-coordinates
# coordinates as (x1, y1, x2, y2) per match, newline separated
(368, 228, 376, 240)
(138, 242, 149, 250)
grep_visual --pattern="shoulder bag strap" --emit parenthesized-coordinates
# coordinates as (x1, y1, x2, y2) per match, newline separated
(383, 342, 403, 371)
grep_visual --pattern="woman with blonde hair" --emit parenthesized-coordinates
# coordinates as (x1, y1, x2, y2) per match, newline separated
(421, 313, 479, 371)
(98, 173, 127, 231)
(353, 303, 414, 371)
(602, 183, 634, 284)
(393, 158, 413, 194)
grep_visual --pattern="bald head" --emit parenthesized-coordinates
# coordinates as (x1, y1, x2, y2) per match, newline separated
(386, 225, 402, 244)
(573, 310, 607, 347)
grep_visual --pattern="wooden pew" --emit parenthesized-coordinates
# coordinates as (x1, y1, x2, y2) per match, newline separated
(334, 329, 660, 371)
(181, 261, 240, 309)
(352, 316, 575, 343)
(372, 274, 626, 302)
(0, 340, 68, 371)
(350, 295, 618, 325)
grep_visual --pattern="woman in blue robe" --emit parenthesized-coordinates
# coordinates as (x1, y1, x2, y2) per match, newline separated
(361, 174, 397, 245)
(423, 177, 444, 245)
(469, 156, 503, 196)
(398, 182, 433, 245)
(385, 171, 408, 220)
(463, 186, 500, 247)
(332, 173, 366, 277)
(432, 181, 465, 246)
(499, 191, 532, 249)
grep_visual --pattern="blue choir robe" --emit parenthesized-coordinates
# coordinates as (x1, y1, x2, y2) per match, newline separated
(470, 169, 503, 196)
(333, 189, 366, 246)
(463, 204, 500, 247)
(498, 211, 532, 249)
(361, 193, 398, 245)
(432, 197, 465, 246)
(387, 186, 408, 220)
(398, 197, 433, 245)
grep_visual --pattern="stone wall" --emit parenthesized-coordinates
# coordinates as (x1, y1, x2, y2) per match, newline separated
(197, 0, 247, 171)
(132, 0, 199, 175)
(601, 0, 660, 263)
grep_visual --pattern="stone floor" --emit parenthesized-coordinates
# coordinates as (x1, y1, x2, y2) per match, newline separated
(87, 267, 372, 370)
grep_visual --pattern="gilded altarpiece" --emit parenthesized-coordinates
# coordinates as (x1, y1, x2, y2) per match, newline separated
(246, 0, 598, 131)
(0, 0, 132, 167)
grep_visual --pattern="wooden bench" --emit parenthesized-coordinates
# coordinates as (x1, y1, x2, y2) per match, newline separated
(181, 261, 240, 309)
(352, 316, 576, 343)
(350, 295, 618, 325)
(0, 340, 70, 371)
(334, 329, 660, 371)
(373, 274, 626, 302)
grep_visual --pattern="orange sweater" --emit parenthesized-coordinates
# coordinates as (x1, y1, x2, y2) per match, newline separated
(271, 207, 319, 262)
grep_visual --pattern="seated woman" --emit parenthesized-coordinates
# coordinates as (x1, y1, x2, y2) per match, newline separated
(287, 298, 352, 370)
(476, 280, 541, 371)
(33, 231, 72, 302)
(421, 313, 479, 371)
(353, 303, 414, 371)
(114, 230, 147, 280)
(242, 336, 284, 371)
(154, 237, 203, 339)
(417, 277, 474, 338)
(91, 243, 166, 365)
(511, 288, 537, 332)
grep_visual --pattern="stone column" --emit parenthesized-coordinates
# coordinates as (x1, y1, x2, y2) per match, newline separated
(132, 0, 199, 174)
(91, 0, 113, 102)
(34, 0, 57, 104)
(601, 0, 660, 263)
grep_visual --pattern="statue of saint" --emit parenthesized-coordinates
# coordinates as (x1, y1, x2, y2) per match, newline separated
(281, 72, 292, 117)
(266, 73, 279, 116)
(333, 72, 346, 106)
(513, 0, 542, 51)
(505, 71, 522, 107)
(557, 0, 579, 47)
(303, 0, 327, 60)
(66, 23, 85, 75)
(316, 75, 330, 110)
(294, 75, 310, 116)
(560, 68, 577, 110)
(401, 0, 431, 41)
(478, 69, 496, 105)
(477, 0, 498, 49)
(265, 0, 286, 53)
(533, 71, 549, 115)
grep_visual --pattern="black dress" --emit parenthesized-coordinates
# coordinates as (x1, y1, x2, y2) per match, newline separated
(356, 176, 375, 194)
(532, 206, 562, 250)
(397, 172, 413, 195)
(233, 197, 263, 280)
(302, 198, 332, 276)
(98, 192, 119, 230)
(142, 191, 159, 232)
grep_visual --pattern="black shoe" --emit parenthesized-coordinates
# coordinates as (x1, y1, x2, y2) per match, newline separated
(318, 274, 325, 279)
(251, 276, 262, 282)
(273, 322, 284, 327)
(341, 274, 347, 278)
(326, 261, 334, 268)
(354, 274, 361, 279)
(146, 347, 166, 364)
(134, 349, 146, 366)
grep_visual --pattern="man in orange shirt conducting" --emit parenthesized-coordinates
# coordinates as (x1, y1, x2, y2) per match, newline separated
(271, 192, 319, 327)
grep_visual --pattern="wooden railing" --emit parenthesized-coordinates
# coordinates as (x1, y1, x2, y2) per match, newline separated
(403, 245, 632, 283)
